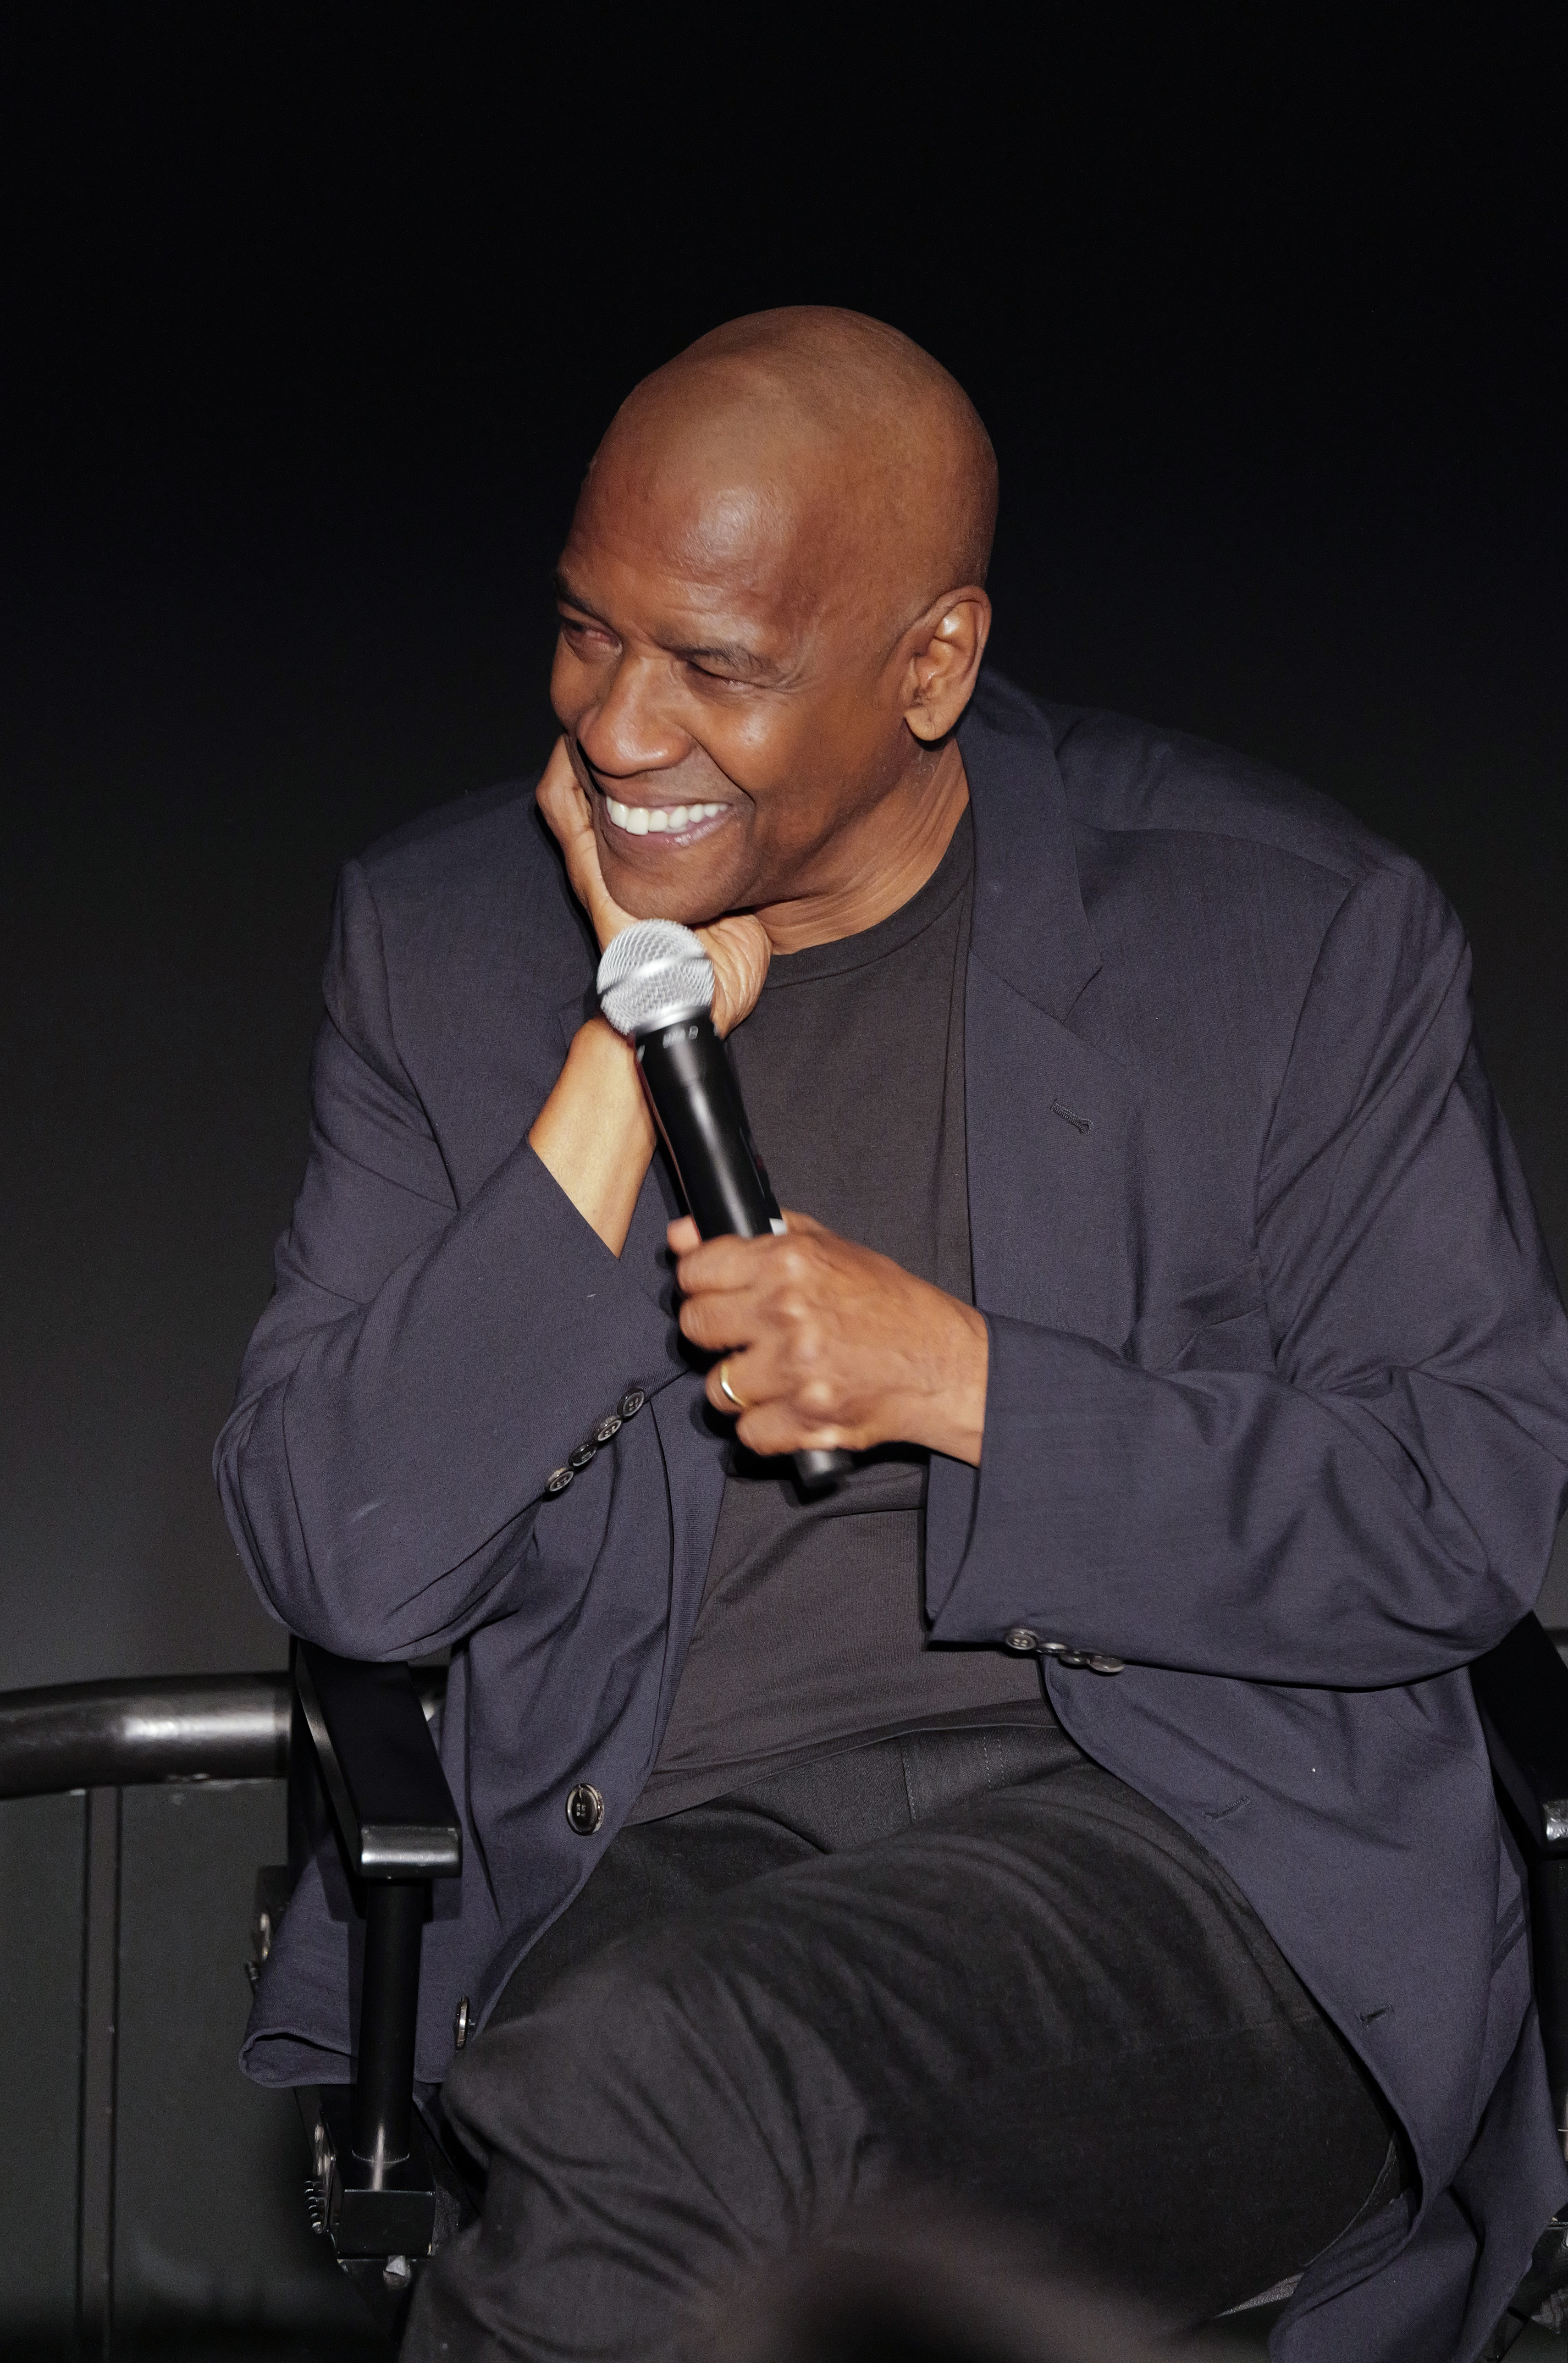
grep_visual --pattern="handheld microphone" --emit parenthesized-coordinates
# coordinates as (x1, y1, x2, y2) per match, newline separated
(597, 920, 851, 1493)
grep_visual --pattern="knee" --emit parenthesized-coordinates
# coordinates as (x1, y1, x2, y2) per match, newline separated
(411, 1941, 825, 2356)
(432, 1948, 670, 2191)
(445, 1926, 858, 2232)
(450, 1938, 708, 2150)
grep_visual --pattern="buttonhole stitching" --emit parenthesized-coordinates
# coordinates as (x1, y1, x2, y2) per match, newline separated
(1050, 1099, 1092, 1135)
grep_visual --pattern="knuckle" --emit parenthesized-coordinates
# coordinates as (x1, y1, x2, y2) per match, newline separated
(789, 1319, 827, 1366)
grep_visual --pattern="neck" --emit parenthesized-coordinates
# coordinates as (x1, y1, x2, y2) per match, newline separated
(753, 741, 971, 954)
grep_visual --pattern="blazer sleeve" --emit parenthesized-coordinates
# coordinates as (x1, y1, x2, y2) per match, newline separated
(213, 858, 676, 1658)
(927, 858, 1568, 1684)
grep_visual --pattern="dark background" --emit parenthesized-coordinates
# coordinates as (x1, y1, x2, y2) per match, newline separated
(2, 11, 1563, 1689)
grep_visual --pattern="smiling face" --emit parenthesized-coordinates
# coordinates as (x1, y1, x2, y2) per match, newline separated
(549, 315, 997, 944)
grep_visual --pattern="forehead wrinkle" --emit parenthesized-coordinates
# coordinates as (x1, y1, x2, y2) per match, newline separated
(587, 440, 802, 585)
(565, 527, 792, 638)
(573, 493, 826, 666)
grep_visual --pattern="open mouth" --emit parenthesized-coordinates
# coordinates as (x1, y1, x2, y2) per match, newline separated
(601, 793, 729, 843)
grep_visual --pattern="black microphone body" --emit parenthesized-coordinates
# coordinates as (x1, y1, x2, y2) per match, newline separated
(635, 1015, 852, 1492)
(635, 1015, 778, 1242)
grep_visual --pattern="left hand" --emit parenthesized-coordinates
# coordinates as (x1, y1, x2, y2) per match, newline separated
(670, 1211, 989, 1467)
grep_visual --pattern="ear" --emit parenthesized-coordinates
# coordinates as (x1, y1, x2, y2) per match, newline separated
(902, 589, 992, 745)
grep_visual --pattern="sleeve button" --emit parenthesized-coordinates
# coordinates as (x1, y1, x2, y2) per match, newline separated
(594, 1413, 624, 1445)
(565, 1783, 605, 1836)
(1087, 1654, 1126, 1675)
(545, 1466, 574, 1495)
(569, 1441, 598, 1470)
(618, 1388, 646, 1419)
(1004, 1627, 1041, 1653)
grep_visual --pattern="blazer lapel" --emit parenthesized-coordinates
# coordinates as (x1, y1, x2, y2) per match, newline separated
(959, 680, 1145, 1351)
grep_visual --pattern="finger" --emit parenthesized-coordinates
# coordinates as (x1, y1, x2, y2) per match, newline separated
(702, 1335, 799, 1422)
(682, 1286, 771, 1355)
(700, 912, 773, 1037)
(536, 749, 602, 903)
(732, 1398, 857, 1461)
(776, 1207, 824, 1237)
(674, 1231, 780, 1296)
(706, 1351, 765, 1417)
(537, 739, 634, 950)
(535, 737, 590, 845)
(666, 1216, 701, 1256)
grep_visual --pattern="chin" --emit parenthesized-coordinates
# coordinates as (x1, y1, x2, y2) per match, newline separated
(603, 859, 740, 933)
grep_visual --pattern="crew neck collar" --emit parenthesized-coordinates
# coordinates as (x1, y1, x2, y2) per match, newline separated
(761, 806, 974, 988)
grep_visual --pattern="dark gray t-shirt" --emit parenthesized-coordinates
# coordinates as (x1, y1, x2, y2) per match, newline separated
(630, 809, 1049, 1822)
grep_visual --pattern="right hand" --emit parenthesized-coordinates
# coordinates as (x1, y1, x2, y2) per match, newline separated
(537, 738, 771, 1036)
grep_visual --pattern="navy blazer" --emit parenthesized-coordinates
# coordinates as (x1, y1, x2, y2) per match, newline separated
(220, 672, 1568, 2359)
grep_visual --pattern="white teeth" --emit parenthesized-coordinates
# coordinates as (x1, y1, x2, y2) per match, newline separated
(605, 795, 724, 836)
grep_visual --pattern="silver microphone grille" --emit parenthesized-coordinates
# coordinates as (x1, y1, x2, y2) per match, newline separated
(597, 920, 715, 1040)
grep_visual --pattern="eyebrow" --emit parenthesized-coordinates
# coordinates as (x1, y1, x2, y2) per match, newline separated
(553, 571, 782, 683)
(553, 570, 612, 624)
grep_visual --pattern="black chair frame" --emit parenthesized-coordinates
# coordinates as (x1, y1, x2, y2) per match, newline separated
(278, 1641, 468, 2330)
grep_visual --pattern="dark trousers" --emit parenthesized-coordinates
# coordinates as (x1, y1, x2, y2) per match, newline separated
(406, 1723, 1399, 2362)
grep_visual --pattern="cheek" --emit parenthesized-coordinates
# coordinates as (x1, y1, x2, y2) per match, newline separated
(713, 711, 834, 828)
(692, 702, 782, 783)
(740, 713, 882, 850)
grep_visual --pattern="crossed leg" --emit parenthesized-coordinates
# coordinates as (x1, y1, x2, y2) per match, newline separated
(406, 1728, 1396, 2361)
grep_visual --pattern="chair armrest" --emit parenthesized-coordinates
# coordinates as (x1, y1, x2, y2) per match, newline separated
(294, 1643, 462, 1881)
(1471, 1612, 1568, 1854)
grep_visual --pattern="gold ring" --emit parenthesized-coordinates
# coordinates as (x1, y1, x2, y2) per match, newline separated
(718, 1363, 747, 1412)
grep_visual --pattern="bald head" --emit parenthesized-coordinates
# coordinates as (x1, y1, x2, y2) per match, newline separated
(552, 309, 996, 946)
(593, 307, 997, 635)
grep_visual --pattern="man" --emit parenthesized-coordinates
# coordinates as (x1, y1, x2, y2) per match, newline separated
(220, 309, 1568, 2361)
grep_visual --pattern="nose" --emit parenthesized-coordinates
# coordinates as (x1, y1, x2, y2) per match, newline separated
(573, 651, 689, 781)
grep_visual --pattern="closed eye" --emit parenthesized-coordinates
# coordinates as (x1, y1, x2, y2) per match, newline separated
(685, 660, 752, 687)
(558, 612, 617, 654)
